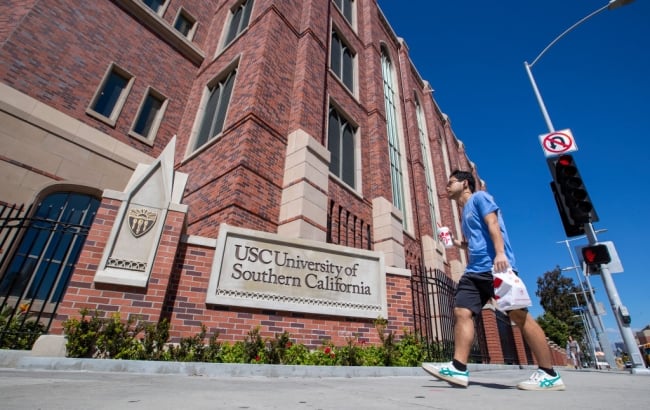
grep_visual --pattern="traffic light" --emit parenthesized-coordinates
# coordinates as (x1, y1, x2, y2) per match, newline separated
(581, 244, 611, 265)
(548, 154, 598, 237)
(549, 182, 583, 237)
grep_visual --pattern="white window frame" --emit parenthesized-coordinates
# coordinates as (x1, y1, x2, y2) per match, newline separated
(173, 7, 198, 41)
(140, 0, 170, 16)
(186, 62, 239, 158)
(415, 98, 442, 239)
(128, 86, 168, 145)
(327, 103, 359, 191)
(330, 28, 357, 95)
(86, 63, 135, 127)
(381, 46, 413, 231)
(220, 0, 254, 51)
(333, 0, 356, 29)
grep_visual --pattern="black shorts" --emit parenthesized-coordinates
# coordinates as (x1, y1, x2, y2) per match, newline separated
(455, 272, 495, 315)
(455, 271, 527, 315)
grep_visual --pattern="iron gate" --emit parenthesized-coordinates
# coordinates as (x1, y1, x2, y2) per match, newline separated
(411, 264, 489, 363)
(496, 309, 520, 364)
(0, 194, 99, 348)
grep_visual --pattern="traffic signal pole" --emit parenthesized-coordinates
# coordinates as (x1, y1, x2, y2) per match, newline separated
(562, 240, 614, 367)
(524, 0, 648, 374)
(524, 62, 554, 133)
(583, 224, 647, 372)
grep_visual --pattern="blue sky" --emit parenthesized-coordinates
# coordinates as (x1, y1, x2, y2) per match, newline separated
(377, 0, 650, 343)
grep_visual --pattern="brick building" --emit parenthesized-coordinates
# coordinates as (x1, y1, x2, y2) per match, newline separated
(0, 0, 541, 364)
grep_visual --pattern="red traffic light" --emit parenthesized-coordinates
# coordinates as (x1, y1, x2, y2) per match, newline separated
(557, 155, 573, 167)
(582, 244, 611, 265)
(551, 154, 596, 226)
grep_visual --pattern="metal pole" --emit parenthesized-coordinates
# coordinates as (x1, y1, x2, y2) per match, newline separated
(580, 310, 598, 368)
(524, 1, 620, 134)
(562, 239, 614, 365)
(526, 0, 648, 374)
(583, 223, 648, 373)
(570, 292, 596, 368)
(581, 259, 616, 368)
(523, 62, 554, 133)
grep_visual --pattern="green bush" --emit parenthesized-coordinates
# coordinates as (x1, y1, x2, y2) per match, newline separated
(62, 308, 103, 358)
(0, 304, 47, 350)
(61, 311, 433, 367)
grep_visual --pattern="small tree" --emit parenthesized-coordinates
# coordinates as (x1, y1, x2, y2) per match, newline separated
(536, 266, 582, 344)
(536, 312, 569, 346)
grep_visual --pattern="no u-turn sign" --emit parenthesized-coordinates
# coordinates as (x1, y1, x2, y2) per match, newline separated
(539, 129, 578, 157)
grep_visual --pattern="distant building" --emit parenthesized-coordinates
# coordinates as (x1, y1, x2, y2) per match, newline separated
(635, 326, 650, 345)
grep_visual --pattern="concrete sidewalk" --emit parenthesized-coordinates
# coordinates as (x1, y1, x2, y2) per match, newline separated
(1, 350, 648, 410)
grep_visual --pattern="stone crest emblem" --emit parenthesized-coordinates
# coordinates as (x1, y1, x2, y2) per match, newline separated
(127, 208, 158, 238)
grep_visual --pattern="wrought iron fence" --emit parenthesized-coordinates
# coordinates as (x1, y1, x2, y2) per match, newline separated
(410, 264, 490, 363)
(496, 309, 520, 364)
(0, 197, 97, 349)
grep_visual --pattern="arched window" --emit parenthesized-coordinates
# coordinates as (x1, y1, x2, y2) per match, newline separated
(328, 105, 356, 188)
(381, 48, 407, 228)
(415, 98, 440, 236)
(0, 192, 99, 308)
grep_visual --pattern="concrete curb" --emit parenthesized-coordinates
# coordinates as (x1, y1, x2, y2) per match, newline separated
(0, 350, 532, 378)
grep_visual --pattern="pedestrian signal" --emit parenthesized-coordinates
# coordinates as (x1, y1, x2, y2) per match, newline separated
(582, 244, 611, 265)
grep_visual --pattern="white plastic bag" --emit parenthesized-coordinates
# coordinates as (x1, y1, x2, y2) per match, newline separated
(492, 268, 532, 311)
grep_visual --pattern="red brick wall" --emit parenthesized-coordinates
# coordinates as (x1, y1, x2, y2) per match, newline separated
(0, 0, 199, 159)
(481, 309, 505, 364)
(0, 1, 37, 44)
(51, 196, 415, 349)
(482, 309, 566, 367)
(512, 324, 532, 365)
(165, 240, 413, 347)
(50, 197, 186, 333)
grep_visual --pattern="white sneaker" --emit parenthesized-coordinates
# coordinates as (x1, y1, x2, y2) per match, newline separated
(516, 369, 566, 391)
(421, 362, 469, 387)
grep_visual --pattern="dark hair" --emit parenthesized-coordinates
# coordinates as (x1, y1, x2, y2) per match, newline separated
(450, 170, 476, 193)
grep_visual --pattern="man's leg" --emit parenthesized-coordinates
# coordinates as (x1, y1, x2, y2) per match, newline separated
(421, 274, 483, 387)
(509, 309, 566, 391)
(452, 307, 475, 364)
(421, 307, 474, 387)
(508, 309, 552, 368)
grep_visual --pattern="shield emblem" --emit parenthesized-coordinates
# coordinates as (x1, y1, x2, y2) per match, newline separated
(127, 208, 158, 238)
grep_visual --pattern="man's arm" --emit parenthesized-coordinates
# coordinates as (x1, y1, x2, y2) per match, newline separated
(453, 238, 468, 249)
(484, 211, 509, 272)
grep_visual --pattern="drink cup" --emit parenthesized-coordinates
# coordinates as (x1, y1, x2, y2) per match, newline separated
(437, 226, 454, 248)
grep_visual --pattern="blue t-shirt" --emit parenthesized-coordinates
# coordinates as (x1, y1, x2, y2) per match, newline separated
(461, 191, 517, 273)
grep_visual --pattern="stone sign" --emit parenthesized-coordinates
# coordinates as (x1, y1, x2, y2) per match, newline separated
(206, 224, 387, 319)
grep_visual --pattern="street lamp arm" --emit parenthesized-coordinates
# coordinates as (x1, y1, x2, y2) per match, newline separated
(524, 61, 555, 132)
(528, 3, 610, 68)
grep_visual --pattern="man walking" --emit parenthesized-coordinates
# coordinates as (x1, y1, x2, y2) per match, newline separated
(422, 170, 565, 391)
(567, 336, 581, 369)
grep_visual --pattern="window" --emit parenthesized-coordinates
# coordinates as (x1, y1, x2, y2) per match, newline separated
(142, 0, 166, 15)
(328, 105, 356, 188)
(174, 9, 197, 40)
(381, 49, 407, 228)
(87, 64, 134, 125)
(194, 70, 237, 150)
(330, 30, 355, 92)
(0, 192, 99, 305)
(130, 88, 167, 143)
(333, 0, 354, 25)
(224, 0, 254, 46)
(415, 99, 440, 236)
